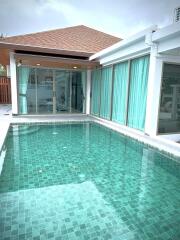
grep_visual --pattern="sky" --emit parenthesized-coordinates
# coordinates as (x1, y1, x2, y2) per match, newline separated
(0, 0, 180, 39)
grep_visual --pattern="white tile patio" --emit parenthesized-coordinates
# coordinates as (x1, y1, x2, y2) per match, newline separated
(0, 104, 12, 150)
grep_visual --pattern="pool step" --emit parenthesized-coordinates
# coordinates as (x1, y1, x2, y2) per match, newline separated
(9, 126, 40, 136)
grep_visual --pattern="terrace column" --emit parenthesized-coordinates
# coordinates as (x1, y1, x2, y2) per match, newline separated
(10, 52, 18, 114)
(86, 69, 91, 115)
(144, 44, 163, 136)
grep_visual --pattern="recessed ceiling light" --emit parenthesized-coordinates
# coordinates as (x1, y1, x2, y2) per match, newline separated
(73, 66, 77, 69)
(36, 63, 40, 66)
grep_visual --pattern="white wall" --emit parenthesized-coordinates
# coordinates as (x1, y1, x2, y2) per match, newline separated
(86, 70, 91, 115)
(100, 39, 150, 66)
(144, 44, 163, 136)
(9, 52, 18, 114)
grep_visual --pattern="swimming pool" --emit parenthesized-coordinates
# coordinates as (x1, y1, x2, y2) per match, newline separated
(0, 122, 179, 240)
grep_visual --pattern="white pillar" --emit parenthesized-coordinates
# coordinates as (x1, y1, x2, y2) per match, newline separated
(86, 69, 91, 115)
(10, 52, 18, 114)
(144, 44, 163, 136)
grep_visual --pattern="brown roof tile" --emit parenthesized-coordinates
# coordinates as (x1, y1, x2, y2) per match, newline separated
(1, 25, 121, 54)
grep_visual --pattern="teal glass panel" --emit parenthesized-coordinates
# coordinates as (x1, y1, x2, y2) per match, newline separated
(18, 66, 30, 114)
(91, 69, 101, 115)
(36, 68, 53, 113)
(112, 61, 129, 124)
(18, 67, 87, 115)
(100, 67, 113, 119)
(55, 70, 70, 113)
(71, 71, 86, 113)
(26, 68, 36, 114)
(127, 55, 150, 131)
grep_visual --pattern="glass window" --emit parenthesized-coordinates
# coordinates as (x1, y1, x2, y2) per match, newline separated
(91, 69, 101, 116)
(127, 55, 150, 131)
(36, 68, 53, 114)
(18, 66, 33, 114)
(17, 66, 86, 114)
(27, 68, 36, 114)
(100, 67, 113, 119)
(90, 56, 150, 132)
(55, 70, 70, 113)
(158, 63, 180, 134)
(71, 71, 86, 113)
(112, 61, 129, 124)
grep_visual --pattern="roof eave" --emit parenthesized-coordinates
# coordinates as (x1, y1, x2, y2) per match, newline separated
(89, 25, 158, 61)
(0, 42, 95, 57)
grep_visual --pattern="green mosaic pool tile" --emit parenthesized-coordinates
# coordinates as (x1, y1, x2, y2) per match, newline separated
(0, 123, 180, 240)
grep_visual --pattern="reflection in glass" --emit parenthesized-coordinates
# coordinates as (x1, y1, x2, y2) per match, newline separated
(55, 70, 70, 112)
(71, 71, 86, 113)
(27, 68, 36, 113)
(17, 67, 86, 114)
(36, 69, 53, 113)
(158, 64, 180, 133)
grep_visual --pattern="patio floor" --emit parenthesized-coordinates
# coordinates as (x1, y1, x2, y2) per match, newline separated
(0, 104, 12, 172)
(0, 104, 12, 118)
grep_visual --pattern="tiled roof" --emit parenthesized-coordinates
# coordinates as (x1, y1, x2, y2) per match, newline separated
(1, 25, 121, 54)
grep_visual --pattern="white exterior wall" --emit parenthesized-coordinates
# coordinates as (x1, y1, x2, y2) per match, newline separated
(10, 52, 18, 114)
(144, 44, 163, 136)
(86, 70, 91, 115)
(100, 39, 150, 66)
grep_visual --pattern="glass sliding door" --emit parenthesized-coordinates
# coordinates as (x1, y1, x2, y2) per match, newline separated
(100, 66, 113, 119)
(26, 68, 37, 114)
(17, 66, 86, 114)
(55, 70, 70, 113)
(17, 66, 30, 114)
(36, 68, 53, 113)
(127, 55, 150, 131)
(112, 61, 129, 124)
(71, 71, 86, 113)
(158, 63, 180, 134)
(91, 69, 101, 116)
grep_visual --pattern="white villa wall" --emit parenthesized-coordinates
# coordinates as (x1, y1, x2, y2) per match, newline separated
(10, 52, 18, 115)
(86, 70, 91, 115)
(144, 44, 163, 136)
(152, 22, 180, 53)
(99, 39, 150, 66)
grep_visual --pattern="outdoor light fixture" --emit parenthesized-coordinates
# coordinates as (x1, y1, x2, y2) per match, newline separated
(36, 63, 40, 66)
(73, 66, 77, 69)
(17, 60, 22, 67)
(0, 65, 4, 70)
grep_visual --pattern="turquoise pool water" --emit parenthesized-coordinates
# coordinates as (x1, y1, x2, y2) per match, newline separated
(0, 122, 179, 240)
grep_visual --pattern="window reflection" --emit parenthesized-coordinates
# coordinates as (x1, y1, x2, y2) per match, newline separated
(158, 63, 180, 134)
